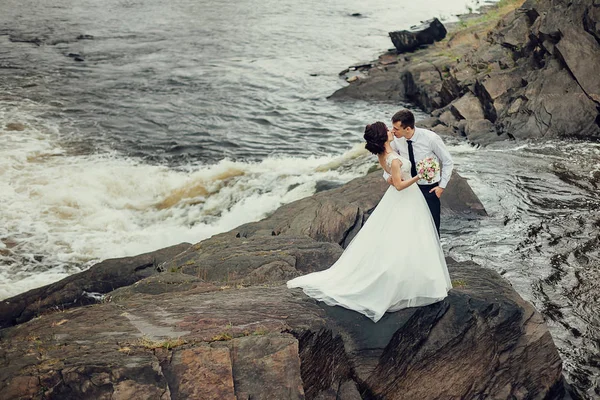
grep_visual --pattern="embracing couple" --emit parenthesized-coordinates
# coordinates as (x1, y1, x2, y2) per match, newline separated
(287, 109, 454, 322)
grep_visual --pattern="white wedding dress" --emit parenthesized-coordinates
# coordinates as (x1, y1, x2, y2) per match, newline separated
(287, 153, 452, 322)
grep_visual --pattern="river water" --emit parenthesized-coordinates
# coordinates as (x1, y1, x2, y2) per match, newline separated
(445, 139, 599, 399)
(0, 0, 598, 397)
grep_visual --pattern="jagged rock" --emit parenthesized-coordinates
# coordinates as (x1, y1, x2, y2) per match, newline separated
(464, 118, 507, 145)
(401, 61, 446, 110)
(491, 9, 531, 51)
(508, 59, 600, 139)
(330, 53, 459, 111)
(362, 260, 563, 399)
(450, 92, 485, 120)
(583, 6, 600, 43)
(508, 97, 525, 115)
(0, 243, 191, 329)
(440, 75, 463, 105)
(474, 80, 497, 122)
(431, 123, 458, 137)
(389, 18, 447, 53)
(234, 171, 486, 247)
(555, 25, 600, 103)
(416, 116, 441, 129)
(233, 172, 390, 246)
(160, 171, 487, 281)
(0, 162, 561, 399)
(439, 109, 460, 126)
(480, 71, 523, 111)
(441, 171, 488, 216)
(333, 54, 459, 112)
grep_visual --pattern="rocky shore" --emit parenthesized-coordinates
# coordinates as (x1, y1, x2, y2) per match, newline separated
(0, 171, 567, 399)
(5, 0, 598, 397)
(331, 0, 600, 145)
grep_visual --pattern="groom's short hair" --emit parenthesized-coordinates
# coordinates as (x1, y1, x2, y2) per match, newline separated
(392, 110, 415, 129)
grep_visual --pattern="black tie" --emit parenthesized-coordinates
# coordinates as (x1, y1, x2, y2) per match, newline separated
(407, 140, 418, 178)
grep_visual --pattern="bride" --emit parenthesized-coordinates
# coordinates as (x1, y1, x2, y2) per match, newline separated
(287, 121, 452, 322)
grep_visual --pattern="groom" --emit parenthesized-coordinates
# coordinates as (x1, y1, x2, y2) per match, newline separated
(383, 109, 453, 235)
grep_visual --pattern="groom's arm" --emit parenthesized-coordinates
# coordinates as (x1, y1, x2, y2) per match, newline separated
(430, 134, 453, 189)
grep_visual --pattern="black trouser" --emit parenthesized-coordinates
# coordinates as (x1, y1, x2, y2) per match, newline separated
(418, 182, 441, 236)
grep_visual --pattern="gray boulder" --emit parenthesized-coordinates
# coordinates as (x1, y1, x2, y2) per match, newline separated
(389, 18, 448, 53)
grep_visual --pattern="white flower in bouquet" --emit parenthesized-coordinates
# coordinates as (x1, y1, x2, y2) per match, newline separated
(416, 157, 439, 182)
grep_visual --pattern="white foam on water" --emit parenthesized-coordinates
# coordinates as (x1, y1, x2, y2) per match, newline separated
(0, 103, 372, 299)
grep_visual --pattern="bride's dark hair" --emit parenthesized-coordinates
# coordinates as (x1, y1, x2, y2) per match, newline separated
(364, 122, 388, 155)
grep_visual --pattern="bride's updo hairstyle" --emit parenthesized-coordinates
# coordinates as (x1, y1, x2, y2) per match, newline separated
(364, 121, 388, 155)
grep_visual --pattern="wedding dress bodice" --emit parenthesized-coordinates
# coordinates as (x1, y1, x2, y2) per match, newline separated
(385, 153, 413, 181)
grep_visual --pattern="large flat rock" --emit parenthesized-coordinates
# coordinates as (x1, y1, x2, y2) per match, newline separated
(0, 259, 563, 399)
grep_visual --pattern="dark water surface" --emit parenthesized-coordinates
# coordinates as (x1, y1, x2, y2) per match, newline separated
(444, 140, 600, 399)
(1, 0, 480, 163)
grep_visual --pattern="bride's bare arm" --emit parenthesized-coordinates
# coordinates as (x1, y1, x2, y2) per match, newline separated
(390, 159, 420, 191)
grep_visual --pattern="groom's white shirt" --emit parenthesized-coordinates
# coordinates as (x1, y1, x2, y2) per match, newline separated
(383, 127, 453, 188)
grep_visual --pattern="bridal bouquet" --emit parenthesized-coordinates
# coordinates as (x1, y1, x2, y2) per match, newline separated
(417, 157, 439, 182)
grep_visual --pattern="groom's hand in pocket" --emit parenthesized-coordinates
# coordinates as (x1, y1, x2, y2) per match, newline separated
(429, 186, 444, 198)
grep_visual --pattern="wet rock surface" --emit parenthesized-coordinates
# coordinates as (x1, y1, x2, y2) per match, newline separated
(0, 259, 563, 400)
(0, 169, 565, 399)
